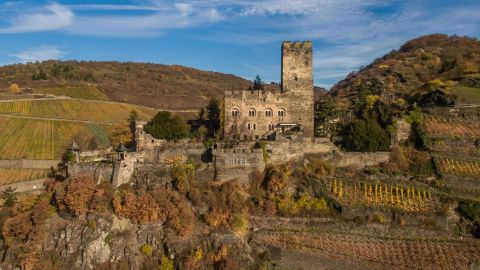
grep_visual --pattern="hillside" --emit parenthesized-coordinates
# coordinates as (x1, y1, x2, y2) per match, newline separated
(329, 34, 480, 106)
(0, 61, 252, 110)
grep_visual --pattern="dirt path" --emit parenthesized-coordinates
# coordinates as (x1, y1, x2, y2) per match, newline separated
(0, 113, 118, 125)
(0, 178, 47, 193)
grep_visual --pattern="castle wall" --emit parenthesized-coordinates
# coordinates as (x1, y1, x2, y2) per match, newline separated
(213, 148, 265, 183)
(224, 89, 291, 140)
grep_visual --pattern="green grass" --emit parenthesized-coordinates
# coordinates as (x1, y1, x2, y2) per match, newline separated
(453, 86, 480, 104)
(33, 86, 109, 100)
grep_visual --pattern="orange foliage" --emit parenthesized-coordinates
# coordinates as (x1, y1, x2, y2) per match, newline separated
(113, 188, 195, 237)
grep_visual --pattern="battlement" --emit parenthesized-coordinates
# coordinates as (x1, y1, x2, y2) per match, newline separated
(282, 41, 312, 50)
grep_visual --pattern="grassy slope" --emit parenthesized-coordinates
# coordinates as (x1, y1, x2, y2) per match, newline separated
(453, 86, 480, 104)
(33, 86, 109, 100)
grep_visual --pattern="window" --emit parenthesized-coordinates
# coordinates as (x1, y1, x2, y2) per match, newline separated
(253, 123, 256, 130)
(247, 123, 251, 130)
(265, 109, 273, 117)
(248, 109, 256, 117)
(247, 123, 256, 130)
(268, 123, 275, 130)
(231, 109, 239, 117)
(278, 108, 286, 117)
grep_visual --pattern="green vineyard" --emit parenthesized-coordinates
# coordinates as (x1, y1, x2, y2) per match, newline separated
(0, 116, 112, 159)
(328, 179, 435, 212)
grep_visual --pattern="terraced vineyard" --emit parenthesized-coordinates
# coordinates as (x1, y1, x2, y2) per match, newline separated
(0, 99, 156, 123)
(257, 231, 480, 270)
(437, 157, 480, 178)
(424, 116, 480, 137)
(0, 116, 112, 159)
(0, 168, 49, 185)
(328, 180, 435, 212)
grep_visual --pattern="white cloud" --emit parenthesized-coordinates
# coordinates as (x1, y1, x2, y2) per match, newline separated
(0, 4, 73, 33)
(13, 46, 67, 63)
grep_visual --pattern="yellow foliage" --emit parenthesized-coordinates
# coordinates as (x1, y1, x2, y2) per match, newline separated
(377, 64, 389, 69)
(365, 95, 380, 108)
(9, 83, 20, 94)
(428, 78, 445, 89)
(140, 244, 153, 256)
(109, 124, 131, 146)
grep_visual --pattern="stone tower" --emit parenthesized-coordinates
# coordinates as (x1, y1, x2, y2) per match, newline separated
(281, 41, 314, 138)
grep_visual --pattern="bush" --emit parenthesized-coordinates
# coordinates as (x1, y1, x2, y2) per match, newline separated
(140, 244, 153, 256)
(159, 256, 175, 270)
(144, 111, 190, 141)
(342, 118, 390, 152)
(55, 175, 97, 216)
(457, 200, 480, 221)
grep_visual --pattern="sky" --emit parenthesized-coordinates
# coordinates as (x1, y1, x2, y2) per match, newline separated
(0, 0, 479, 89)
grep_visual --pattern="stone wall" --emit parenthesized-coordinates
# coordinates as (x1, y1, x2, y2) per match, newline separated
(334, 152, 390, 168)
(0, 159, 61, 169)
(213, 147, 265, 183)
(68, 163, 115, 184)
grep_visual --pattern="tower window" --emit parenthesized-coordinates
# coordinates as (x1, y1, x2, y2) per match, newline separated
(248, 109, 256, 117)
(278, 109, 286, 117)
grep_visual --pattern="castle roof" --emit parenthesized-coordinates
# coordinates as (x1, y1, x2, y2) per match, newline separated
(67, 140, 80, 151)
(116, 143, 128, 152)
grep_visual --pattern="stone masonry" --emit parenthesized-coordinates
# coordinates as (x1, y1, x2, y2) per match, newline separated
(224, 41, 314, 140)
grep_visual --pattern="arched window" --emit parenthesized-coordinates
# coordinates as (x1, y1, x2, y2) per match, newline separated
(278, 108, 286, 117)
(247, 123, 256, 130)
(268, 123, 275, 130)
(231, 108, 239, 117)
(248, 108, 256, 117)
(265, 108, 273, 117)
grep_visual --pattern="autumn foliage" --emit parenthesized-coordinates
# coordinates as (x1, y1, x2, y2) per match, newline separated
(54, 175, 114, 217)
(113, 188, 195, 237)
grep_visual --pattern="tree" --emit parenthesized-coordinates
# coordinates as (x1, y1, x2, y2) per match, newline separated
(253, 75, 264, 90)
(9, 83, 20, 94)
(198, 108, 206, 120)
(144, 111, 189, 141)
(342, 118, 390, 152)
(206, 98, 221, 137)
(1, 187, 17, 207)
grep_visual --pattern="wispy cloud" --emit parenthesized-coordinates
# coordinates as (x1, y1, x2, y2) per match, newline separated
(0, 3, 73, 33)
(13, 45, 67, 63)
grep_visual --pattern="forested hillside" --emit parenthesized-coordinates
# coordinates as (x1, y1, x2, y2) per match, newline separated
(330, 34, 480, 107)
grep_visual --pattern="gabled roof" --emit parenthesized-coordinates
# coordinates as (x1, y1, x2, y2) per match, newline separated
(67, 140, 80, 151)
(116, 143, 128, 152)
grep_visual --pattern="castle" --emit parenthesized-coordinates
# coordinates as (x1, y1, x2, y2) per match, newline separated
(66, 41, 391, 186)
(224, 41, 314, 141)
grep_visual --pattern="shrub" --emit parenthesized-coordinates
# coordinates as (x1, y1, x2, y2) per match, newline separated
(159, 256, 175, 270)
(1, 187, 17, 207)
(457, 200, 480, 221)
(140, 244, 153, 256)
(342, 118, 390, 152)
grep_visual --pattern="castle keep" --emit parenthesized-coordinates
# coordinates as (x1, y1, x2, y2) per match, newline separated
(224, 41, 314, 140)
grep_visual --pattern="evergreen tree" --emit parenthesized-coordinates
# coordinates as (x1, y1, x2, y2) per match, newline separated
(144, 111, 190, 141)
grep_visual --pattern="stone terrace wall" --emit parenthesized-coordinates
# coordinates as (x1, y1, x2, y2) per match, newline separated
(268, 138, 338, 165)
(142, 142, 206, 164)
(335, 152, 390, 168)
(0, 159, 61, 169)
(68, 162, 115, 184)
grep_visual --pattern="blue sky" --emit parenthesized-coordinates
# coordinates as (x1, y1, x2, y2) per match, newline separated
(0, 0, 479, 88)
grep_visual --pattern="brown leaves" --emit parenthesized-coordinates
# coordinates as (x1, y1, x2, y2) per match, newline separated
(113, 188, 195, 237)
